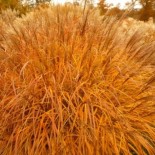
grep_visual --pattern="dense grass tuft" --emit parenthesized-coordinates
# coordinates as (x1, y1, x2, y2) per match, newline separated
(0, 6, 155, 154)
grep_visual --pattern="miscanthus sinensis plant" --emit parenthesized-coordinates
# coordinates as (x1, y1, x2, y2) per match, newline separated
(0, 5, 155, 155)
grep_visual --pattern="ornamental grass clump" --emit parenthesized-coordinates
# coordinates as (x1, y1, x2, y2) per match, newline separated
(0, 5, 155, 154)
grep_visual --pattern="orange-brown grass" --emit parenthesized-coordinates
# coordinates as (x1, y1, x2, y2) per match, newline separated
(0, 5, 155, 155)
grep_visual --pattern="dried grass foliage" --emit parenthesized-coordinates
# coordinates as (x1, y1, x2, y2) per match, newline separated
(0, 6, 155, 154)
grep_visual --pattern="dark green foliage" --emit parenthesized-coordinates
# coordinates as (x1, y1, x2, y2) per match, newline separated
(35, 0, 51, 4)
(139, 0, 155, 21)
(0, 0, 20, 10)
(97, 0, 108, 15)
